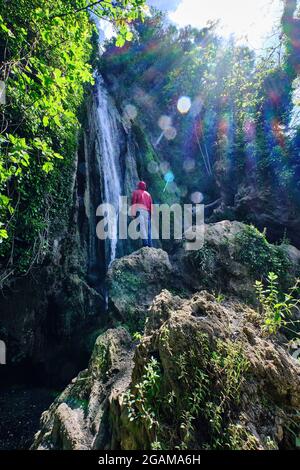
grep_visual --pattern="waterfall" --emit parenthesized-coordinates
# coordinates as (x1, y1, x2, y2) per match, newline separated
(94, 75, 122, 265)
(82, 17, 139, 275)
(83, 74, 139, 284)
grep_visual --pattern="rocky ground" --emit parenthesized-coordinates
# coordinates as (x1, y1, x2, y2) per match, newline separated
(31, 222, 300, 450)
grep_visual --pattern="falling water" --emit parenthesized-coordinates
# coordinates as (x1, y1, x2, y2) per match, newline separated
(94, 75, 122, 265)
(85, 15, 139, 272)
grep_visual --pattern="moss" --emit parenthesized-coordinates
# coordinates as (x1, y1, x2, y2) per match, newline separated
(133, 124, 173, 205)
(121, 305, 147, 336)
(189, 244, 219, 289)
(110, 269, 145, 300)
(234, 225, 293, 286)
(85, 333, 116, 388)
(123, 333, 251, 450)
(93, 345, 110, 380)
(226, 424, 260, 450)
(110, 269, 149, 334)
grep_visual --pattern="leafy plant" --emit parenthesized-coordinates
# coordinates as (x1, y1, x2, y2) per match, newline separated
(124, 329, 252, 450)
(235, 225, 292, 284)
(0, 0, 145, 278)
(132, 331, 142, 342)
(255, 272, 300, 335)
(124, 356, 162, 430)
(227, 423, 260, 450)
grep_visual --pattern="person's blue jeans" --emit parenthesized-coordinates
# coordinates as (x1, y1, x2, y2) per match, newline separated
(137, 210, 152, 247)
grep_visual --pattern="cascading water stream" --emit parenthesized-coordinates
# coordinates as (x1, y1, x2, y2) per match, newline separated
(94, 75, 122, 266)
(86, 15, 139, 276)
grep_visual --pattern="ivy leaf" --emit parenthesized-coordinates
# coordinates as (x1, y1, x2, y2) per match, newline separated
(42, 162, 54, 173)
(43, 115, 49, 127)
(53, 115, 61, 127)
(0, 228, 8, 241)
(116, 35, 125, 47)
(126, 31, 133, 41)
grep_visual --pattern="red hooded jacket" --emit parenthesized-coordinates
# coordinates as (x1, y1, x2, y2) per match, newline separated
(131, 181, 153, 216)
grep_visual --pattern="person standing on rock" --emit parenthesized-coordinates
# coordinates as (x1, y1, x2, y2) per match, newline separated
(131, 181, 153, 247)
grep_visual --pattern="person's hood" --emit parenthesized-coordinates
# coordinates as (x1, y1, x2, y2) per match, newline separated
(138, 181, 147, 190)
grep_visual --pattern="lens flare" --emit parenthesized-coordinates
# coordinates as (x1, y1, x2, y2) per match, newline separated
(219, 118, 229, 135)
(164, 171, 175, 183)
(158, 115, 172, 130)
(164, 126, 177, 140)
(147, 161, 159, 174)
(244, 120, 255, 141)
(177, 96, 191, 114)
(190, 192, 204, 204)
(180, 186, 188, 197)
(183, 158, 195, 172)
(166, 181, 178, 193)
(124, 104, 137, 120)
(160, 161, 170, 173)
(190, 96, 204, 117)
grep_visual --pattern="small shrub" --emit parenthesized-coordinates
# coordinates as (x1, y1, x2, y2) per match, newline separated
(255, 272, 300, 335)
(124, 357, 162, 431)
(234, 225, 292, 285)
(123, 331, 251, 450)
(227, 424, 260, 450)
(192, 244, 218, 282)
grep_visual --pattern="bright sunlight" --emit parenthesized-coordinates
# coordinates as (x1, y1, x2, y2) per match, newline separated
(162, 0, 284, 50)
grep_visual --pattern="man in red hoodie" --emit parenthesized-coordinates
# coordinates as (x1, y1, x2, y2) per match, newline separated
(131, 181, 153, 247)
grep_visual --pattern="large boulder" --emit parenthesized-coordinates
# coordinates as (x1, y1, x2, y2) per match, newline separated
(30, 221, 300, 450)
(175, 220, 300, 301)
(107, 222, 300, 332)
(32, 290, 300, 450)
(107, 247, 173, 330)
(31, 327, 133, 450)
(211, 184, 300, 249)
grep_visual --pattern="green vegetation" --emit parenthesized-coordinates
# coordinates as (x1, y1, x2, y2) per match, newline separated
(191, 244, 218, 285)
(255, 272, 300, 335)
(0, 0, 93, 276)
(110, 268, 147, 334)
(121, 305, 146, 337)
(125, 356, 162, 430)
(100, 7, 300, 226)
(134, 125, 174, 205)
(123, 332, 252, 450)
(92, 341, 111, 378)
(227, 424, 260, 450)
(0, 0, 145, 279)
(234, 225, 292, 283)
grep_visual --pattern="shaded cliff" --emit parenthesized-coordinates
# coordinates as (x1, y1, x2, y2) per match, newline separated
(31, 226, 300, 450)
(32, 221, 300, 450)
(0, 76, 144, 385)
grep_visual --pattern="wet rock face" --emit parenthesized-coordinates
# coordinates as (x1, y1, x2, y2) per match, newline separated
(0, 220, 104, 386)
(108, 221, 300, 325)
(107, 247, 173, 329)
(31, 327, 134, 450)
(32, 290, 300, 450)
(211, 184, 300, 249)
(29, 220, 300, 449)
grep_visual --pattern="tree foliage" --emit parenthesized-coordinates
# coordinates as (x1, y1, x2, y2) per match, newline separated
(0, 0, 145, 276)
(100, 8, 300, 223)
